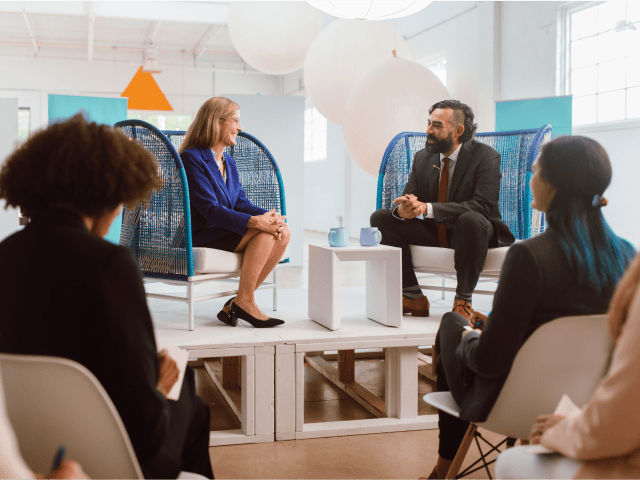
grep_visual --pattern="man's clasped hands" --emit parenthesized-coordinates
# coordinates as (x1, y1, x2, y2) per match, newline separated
(392, 194, 427, 219)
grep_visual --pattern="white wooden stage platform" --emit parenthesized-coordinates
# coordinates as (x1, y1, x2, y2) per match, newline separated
(147, 281, 493, 446)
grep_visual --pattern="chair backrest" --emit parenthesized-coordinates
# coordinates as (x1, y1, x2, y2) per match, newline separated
(0, 353, 144, 479)
(376, 125, 552, 239)
(479, 314, 612, 439)
(114, 120, 287, 280)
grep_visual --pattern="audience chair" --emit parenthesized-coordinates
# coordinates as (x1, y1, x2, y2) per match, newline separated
(377, 125, 552, 298)
(115, 120, 289, 330)
(423, 314, 612, 479)
(1, 353, 145, 478)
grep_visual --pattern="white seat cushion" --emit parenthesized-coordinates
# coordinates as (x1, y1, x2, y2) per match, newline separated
(409, 245, 511, 276)
(193, 245, 290, 274)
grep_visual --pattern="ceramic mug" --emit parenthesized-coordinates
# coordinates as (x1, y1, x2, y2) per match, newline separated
(360, 227, 382, 246)
(328, 227, 350, 247)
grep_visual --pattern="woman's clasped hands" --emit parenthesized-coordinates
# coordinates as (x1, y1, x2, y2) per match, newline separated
(249, 209, 287, 240)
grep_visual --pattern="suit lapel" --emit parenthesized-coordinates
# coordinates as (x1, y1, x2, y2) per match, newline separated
(202, 148, 231, 205)
(448, 141, 473, 200)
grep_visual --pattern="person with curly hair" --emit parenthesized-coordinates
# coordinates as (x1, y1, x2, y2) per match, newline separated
(370, 99, 515, 320)
(0, 114, 214, 479)
(180, 97, 290, 328)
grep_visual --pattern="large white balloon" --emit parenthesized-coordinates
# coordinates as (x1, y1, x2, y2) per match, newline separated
(307, 1, 431, 20)
(342, 57, 450, 176)
(228, 2, 323, 75)
(304, 19, 412, 125)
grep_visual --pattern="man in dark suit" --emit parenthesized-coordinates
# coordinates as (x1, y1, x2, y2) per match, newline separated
(371, 100, 514, 320)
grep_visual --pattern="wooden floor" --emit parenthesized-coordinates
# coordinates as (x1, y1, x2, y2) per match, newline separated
(195, 357, 504, 479)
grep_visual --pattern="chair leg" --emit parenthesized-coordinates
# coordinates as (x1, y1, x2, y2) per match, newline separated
(441, 277, 445, 300)
(188, 283, 195, 331)
(446, 424, 477, 479)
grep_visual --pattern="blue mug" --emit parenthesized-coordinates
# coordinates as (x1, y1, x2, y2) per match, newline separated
(328, 227, 349, 247)
(360, 227, 382, 246)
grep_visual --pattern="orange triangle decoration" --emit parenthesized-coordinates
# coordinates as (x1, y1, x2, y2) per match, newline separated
(121, 66, 173, 111)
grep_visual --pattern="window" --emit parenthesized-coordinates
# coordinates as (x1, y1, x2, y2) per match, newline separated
(561, 1, 640, 125)
(419, 52, 447, 87)
(304, 103, 327, 162)
(17, 108, 30, 145)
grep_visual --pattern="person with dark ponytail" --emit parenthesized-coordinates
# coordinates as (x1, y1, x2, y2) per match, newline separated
(426, 135, 635, 479)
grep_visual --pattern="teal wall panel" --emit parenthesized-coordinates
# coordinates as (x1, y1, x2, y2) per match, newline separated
(48, 95, 127, 244)
(496, 96, 572, 138)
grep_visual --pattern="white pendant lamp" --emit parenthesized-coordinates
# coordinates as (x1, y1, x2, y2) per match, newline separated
(342, 57, 449, 176)
(307, 1, 431, 20)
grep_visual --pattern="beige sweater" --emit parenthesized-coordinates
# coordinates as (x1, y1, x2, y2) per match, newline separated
(542, 285, 640, 478)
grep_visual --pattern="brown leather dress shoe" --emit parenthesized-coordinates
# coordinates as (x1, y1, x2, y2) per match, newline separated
(402, 296, 430, 316)
(452, 299, 472, 321)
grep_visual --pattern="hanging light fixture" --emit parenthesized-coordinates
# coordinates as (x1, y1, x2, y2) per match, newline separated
(142, 47, 162, 73)
(307, 1, 430, 20)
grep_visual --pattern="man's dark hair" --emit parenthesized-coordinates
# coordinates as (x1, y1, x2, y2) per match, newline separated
(0, 113, 161, 218)
(429, 99, 478, 143)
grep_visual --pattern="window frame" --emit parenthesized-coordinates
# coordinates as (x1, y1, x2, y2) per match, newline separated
(558, 1, 640, 127)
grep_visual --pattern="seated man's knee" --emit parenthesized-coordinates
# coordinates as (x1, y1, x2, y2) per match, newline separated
(370, 208, 390, 227)
(456, 211, 489, 234)
(442, 311, 470, 329)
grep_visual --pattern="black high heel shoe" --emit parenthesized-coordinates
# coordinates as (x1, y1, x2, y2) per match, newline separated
(229, 301, 285, 328)
(217, 297, 236, 326)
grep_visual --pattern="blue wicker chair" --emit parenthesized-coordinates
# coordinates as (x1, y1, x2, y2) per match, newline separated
(377, 125, 552, 297)
(115, 120, 288, 330)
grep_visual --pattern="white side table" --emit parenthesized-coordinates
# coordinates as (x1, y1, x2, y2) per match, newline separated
(308, 245, 402, 330)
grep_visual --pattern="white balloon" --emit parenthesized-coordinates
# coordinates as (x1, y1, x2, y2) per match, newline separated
(342, 57, 450, 176)
(228, 2, 323, 75)
(307, 1, 431, 20)
(304, 19, 412, 125)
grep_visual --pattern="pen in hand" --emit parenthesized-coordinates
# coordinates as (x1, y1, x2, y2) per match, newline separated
(52, 445, 66, 470)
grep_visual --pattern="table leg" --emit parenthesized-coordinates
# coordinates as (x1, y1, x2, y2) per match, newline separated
(365, 252, 402, 327)
(308, 246, 340, 330)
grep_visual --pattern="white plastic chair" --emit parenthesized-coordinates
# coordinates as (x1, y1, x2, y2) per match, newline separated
(424, 314, 612, 479)
(0, 353, 207, 479)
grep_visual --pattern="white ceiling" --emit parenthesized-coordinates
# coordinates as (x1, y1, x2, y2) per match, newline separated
(0, 1, 257, 72)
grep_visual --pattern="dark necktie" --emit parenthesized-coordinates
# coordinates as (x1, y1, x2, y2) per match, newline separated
(438, 157, 450, 248)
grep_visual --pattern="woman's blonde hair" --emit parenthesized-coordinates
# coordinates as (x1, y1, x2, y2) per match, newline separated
(180, 97, 239, 153)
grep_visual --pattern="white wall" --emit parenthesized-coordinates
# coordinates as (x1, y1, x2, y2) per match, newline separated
(0, 97, 19, 241)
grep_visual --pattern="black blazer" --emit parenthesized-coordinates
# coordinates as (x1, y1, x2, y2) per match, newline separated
(402, 139, 515, 247)
(0, 207, 171, 465)
(455, 228, 635, 422)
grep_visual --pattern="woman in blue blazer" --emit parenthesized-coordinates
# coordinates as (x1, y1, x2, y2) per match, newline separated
(180, 97, 290, 328)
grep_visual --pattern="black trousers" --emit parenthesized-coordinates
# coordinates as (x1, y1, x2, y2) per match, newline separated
(140, 367, 215, 479)
(370, 209, 494, 296)
(435, 312, 476, 460)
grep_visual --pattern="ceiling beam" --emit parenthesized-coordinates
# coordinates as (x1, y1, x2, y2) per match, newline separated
(144, 21, 162, 46)
(87, 3, 95, 62)
(193, 25, 226, 63)
(21, 11, 38, 57)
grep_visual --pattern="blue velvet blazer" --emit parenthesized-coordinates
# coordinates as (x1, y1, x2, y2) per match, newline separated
(180, 147, 266, 247)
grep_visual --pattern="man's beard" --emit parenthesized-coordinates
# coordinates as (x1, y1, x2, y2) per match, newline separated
(425, 133, 454, 154)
